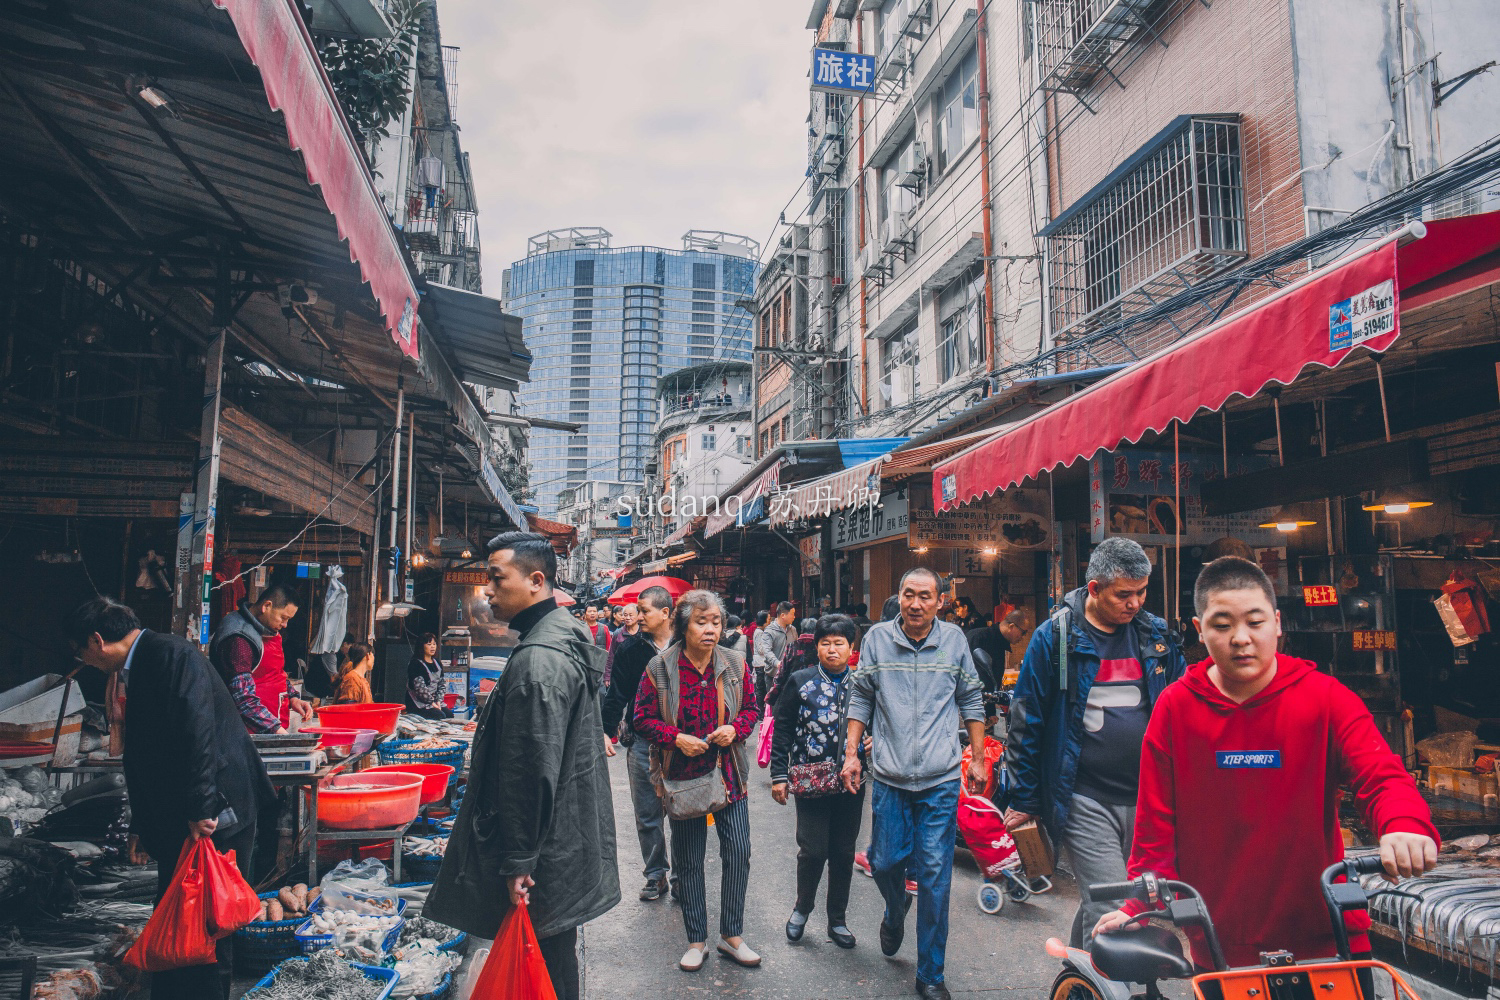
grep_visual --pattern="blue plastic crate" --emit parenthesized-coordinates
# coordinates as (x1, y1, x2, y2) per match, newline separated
(243, 957, 398, 999)
(377, 739, 466, 782)
(234, 890, 309, 975)
(414, 970, 454, 1000)
(295, 896, 407, 957)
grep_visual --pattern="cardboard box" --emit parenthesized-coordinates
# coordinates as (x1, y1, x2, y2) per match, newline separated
(1012, 820, 1056, 878)
(0, 716, 82, 765)
(1427, 765, 1462, 796)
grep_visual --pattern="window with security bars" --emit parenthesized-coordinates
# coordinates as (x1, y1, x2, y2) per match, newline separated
(1046, 115, 1246, 338)
(1033, 0, 1168, 97)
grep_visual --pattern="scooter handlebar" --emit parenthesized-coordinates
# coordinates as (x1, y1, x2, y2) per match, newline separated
(1321, 855, 1385, 886)
(1089, 881, 1139, 903)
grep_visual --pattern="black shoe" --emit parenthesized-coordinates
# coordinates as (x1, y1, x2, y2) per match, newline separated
(639, 876, 666, 901)
(879, 895, 912, 956)
(670, 876, 681, 905)
(915, 981, 951, 1000)
(785, 909, 808, 942)
(828, 923, 856, 949)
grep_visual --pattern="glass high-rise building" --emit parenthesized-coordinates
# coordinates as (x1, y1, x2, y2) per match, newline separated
(504, 228, 758, 515)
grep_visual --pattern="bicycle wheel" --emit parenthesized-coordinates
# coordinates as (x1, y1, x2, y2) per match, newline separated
(1051, 970, 1107, 1000)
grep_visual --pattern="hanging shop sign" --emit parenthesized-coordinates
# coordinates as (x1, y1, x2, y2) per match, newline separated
(1089, 449, 1285, 546)
(799, 533, 823, 577)
(810, 47, 876, 96)
(1352, 630, 1397, 650)
(833, 490, 909, 549)
(908, 488, 1051, 551)
(444, 569, 488, 586)
(1302, 585, 1340, 607)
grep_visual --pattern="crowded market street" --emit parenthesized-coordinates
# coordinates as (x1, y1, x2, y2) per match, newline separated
(585, 746, 1076, 999)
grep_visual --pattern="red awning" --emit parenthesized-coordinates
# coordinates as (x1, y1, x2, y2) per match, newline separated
(934, 212, 1500, 512)
(214, 0, 420, 358)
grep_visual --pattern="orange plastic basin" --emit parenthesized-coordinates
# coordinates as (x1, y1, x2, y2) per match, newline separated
(316, 702, 404, 736)
(364, 763, 454, 805)
(317, 772, 424, 830)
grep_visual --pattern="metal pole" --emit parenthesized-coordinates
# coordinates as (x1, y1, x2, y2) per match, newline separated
(177, 331, 225, 644)
(405, 412, 416, 602)
(388, 386, 404, 605)
(1173, 422, 1181, 629)
(1272, 394, 1285, 465)
(1221, 410, 1228, 474)
(1375, 360, 1392, 442)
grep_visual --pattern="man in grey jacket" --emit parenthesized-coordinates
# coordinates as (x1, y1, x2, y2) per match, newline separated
(426, 532, 619, 1000)
(753, 601, 795, 705)
(842, 567, 986, 1000)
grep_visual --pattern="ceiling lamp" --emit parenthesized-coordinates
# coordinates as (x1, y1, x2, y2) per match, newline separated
(1259, 505, 1318, 532)
(1361, 488, 1434, 515)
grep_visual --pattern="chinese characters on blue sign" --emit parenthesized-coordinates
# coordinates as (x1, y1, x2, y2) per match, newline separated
(811, 47, 877, 96)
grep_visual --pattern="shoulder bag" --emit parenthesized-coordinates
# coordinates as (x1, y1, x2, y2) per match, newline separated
(786, 672, 852, 799)
(648, 651, 732, 820)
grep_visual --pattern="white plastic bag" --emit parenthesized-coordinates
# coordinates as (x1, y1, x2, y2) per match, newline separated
(318, 858, 399, 915)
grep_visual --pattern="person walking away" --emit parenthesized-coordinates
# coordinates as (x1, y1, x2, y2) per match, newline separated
(68, 597, 273, 1000)
(427, 532, 619, 1000)
(600, 586, 677, 902)
(633, 590, 761, 972)
(583, 603, 613, 652)
(1095, 556, 1436, 968)
(841, 569, 987, 1000)
(1002, 536, 1186, 947)
(766, 617, 818, 709)
(849, 603, 874, 648)
(754, 602, 795, 707)
(208, 583, 311, 881)
(405, 633, 452, 718)
(770, 614, 866, 949)
(334, 643, 375, 704)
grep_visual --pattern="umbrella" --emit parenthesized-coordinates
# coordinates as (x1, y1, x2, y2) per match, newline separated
(553, 589, 577, 607)
(608, 575, 693, 606)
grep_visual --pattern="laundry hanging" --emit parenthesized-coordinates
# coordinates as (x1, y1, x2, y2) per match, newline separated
(310, 564, 347, 655)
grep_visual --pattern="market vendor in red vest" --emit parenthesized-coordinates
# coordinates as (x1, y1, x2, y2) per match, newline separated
(210, 584, 312, 733)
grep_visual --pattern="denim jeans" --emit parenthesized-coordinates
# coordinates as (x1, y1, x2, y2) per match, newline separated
(626, 738, 669, 880)
(870, 778, 960, 985)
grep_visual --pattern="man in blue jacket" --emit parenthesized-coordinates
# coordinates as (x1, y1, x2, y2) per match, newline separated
(1002, 536, 1185, 947)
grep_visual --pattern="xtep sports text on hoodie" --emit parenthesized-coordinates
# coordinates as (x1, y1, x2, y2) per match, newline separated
(1123, 654, 1438, 968)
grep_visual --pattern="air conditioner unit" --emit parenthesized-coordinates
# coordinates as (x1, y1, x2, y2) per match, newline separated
(898, 206, 920, 236)
(878, 219, 895, 252)
(902, 0, 931, 36)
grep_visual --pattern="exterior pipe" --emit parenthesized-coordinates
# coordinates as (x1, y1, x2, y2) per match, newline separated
(977, 0, 998, 372)
(858, 11, 870, 416)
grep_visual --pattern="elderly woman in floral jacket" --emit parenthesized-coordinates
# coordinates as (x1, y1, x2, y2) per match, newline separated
(769, 613, 866, 950)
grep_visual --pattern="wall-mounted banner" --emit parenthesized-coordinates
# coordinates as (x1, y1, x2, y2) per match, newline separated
(833, 490, 909, 549)
(909, 486, 1051, 551)
(810, 47, 877, 96)
(1089, 449, 1284, 546)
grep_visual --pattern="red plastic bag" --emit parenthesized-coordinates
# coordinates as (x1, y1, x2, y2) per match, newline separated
(960, 734, 1005, 800)
(123, 841, 217, 972)
(471, 904, 558, 1000)
(198, 840, 260, 938)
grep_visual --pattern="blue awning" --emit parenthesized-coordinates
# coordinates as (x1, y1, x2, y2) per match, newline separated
(837, 437, 908, 467)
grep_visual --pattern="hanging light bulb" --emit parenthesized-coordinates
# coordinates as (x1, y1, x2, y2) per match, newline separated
(1259, 505, 1317, 532)
(1361, 487, 1434, 515)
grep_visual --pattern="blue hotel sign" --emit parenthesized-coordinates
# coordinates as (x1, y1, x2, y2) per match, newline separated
(811, 47, 876, 96)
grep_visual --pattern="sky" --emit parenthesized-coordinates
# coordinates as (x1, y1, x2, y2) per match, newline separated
(433, 0, 814, 289)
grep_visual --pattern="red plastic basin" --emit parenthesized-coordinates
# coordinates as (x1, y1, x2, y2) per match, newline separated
(364, 763, 454, 805)
(317, 772, 423, 830)
(316, 702, 404, 736)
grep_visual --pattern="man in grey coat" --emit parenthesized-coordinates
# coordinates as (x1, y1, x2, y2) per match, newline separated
(426, 532, 619, 1000)
(842, 567, 987, 1000)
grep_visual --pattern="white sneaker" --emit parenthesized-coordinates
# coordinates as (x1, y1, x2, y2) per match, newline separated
(717, 938, 762, 967)
(679, 945, 707, 971)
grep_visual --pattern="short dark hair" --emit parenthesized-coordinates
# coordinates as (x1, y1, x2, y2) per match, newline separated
(1193, 556, 1277, 616)
(880, 595, 901, 621)
(854, 602, 868, 616)
(486, 531, 556, 585)
(900, 567, 941, 591)
(776, 601, 795, 615)
(256, 584, 300, 610)
(814, 613, 859, 645)
(638, 585, 673, 612)
(1001, 610, 1028, 629)
(725, 614, 742, 629)
(64, 596, 140, 648)
(755, 610, 769, 626)
(799, 617, 817, 634)
(418, 632, 438, 647)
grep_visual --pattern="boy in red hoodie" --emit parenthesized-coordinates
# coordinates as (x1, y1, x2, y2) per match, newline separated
(1094, 556, 1438, 968)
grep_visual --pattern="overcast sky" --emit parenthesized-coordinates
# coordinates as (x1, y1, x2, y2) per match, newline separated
(434, 0, 813, 289)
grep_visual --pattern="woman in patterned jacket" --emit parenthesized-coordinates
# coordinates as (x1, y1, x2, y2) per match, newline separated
(769, 614, 866, 950)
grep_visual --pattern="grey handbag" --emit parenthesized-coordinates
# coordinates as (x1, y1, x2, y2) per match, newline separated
(648, 649, 733, 820)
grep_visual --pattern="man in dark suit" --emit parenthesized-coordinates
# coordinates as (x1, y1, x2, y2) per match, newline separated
(67, 596, 274, 1000)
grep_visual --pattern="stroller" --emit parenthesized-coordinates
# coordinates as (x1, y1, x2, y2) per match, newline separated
(957, 736, 1052, 914)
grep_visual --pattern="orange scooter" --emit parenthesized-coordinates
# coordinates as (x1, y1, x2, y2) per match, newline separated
(1045, 855, 1422, 1000)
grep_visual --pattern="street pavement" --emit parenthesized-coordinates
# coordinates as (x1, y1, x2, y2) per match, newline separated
(582, 738, 1079, 999)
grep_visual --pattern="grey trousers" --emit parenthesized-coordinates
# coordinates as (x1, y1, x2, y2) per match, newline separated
(1060, 792, 1135, 947)
(626, 738, 670, 880)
